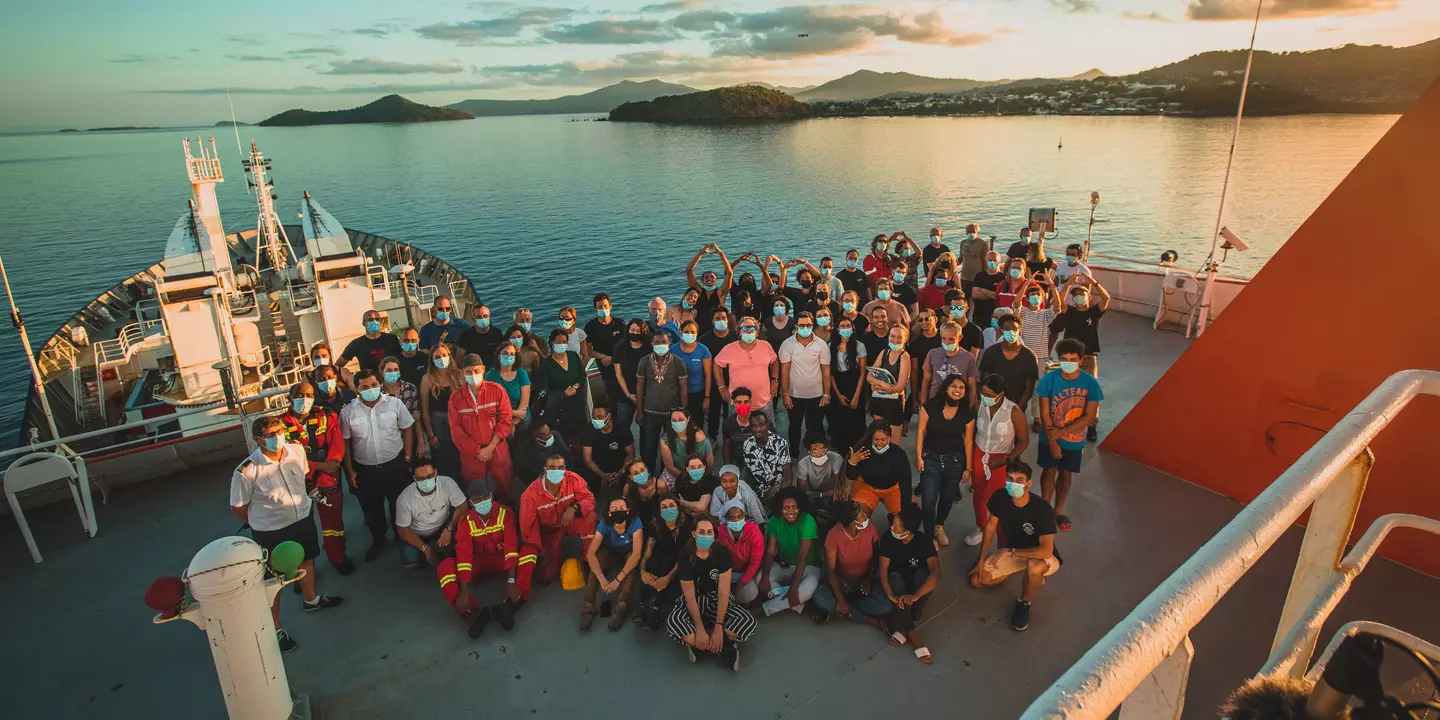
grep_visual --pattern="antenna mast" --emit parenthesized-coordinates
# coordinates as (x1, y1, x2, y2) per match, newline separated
(240, 142, 299, 272)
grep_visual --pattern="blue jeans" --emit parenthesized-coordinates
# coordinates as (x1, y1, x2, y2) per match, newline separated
(920, 448, 966, 532)
(813, 578, 894, 621)
(397, 530, 441, 568)
(640, 412, 667, 474)
(614, 400, 637, 440)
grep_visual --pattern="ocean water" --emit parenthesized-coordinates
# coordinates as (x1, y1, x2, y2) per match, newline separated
(0, 113, 1397, 433)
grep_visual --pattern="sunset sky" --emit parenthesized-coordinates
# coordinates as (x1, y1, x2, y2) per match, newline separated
(1, 0, 1436, 130)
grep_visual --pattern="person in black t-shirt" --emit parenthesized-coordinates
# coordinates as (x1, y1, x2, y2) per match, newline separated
(979, 315, 1039, 411)
(396, 327, 429, 387)
(970, 251, 1006, 329)
(699, 307, 737, 437)
(580, 404, 635, 493)
(1006, 227, 1035, 261)
(878, 504, 939, 664)
(835, 249, 870, 304)
(455, 304, 501, 367)
(1049, 276, 1111, 442)
(969, 459, 1061, 632)
(666, 515, 757, 668)
(675, 455, 719, 516)
(943, 290, 984, 355)
(686, 244, 734, 336)
(890, 258, 919, 312)
(585, 294, 624, 396)
(921, 227, 950, 275)
(637, 495, 692, 628)
(338, 309, 403, 374)
(611, 319, 651, 433)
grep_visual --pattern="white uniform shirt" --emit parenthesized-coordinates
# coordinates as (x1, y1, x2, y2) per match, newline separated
(341, 394, 415, 466)
(395, 476, 466, 537)
(229, 444, 312, 532)
(778, 335, 831, 399)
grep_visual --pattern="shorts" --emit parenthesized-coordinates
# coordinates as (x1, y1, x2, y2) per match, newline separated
(982, 551, 1060, 581)
(851, 479, 903, 514)
(870, 396, 905, 426)
(1036, 437, 1083, 473)
(252, 513, 321, 562)
(1081, 354, 1098, 378)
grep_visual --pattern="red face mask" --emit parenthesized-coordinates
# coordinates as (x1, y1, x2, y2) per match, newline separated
(735, 403, 751, 418)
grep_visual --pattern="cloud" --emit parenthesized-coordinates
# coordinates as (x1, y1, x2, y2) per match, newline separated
(1050, 0, 1100, 12)
(148, 80, 516, 96)
(226, 54, 287, 62)
(109, 54, 181, 63)
(690, 7, 993, 58)
(322, 58, 466, 75)
(639, 0, 707, 11)
(1186, 0, 1399, 20)
(351, 27, 391, 37)
(542, 19, 680, 44)
(1315, 24, 1342, 31)
(416, 7, 572, 45)
(291, 46, 344, 56)
(479, 49, 763, 86)
(1120, 10, 1175, 20)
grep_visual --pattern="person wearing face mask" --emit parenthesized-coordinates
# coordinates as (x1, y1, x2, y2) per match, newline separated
(763, 296, 795, 355)
(920, 320, 980, 406)
(420, 343, 466, 481)
(232, 416, 344, 652)
(513, 419, 573, 493)
(979, 314, 1040, 420)
(917, 253, 958, 312)
(969, 251, 1007, 329)
(775, 258, 817, 314)
(661, 408, 714, 487)
(611, 318, 651, 435)
(698, 308, 737, 437)
(845, 424, 913, 515)
(310, 341, 357, 393)
(674, 319, 714, 425)
(673, 453, 718, 516)
(861, 278, 912, 327)
(511, 307, 538, 343)
(907, 309, 942, 411)
(439, 478, 531, 638)
(828, 317, 869, 452)
(942, 290, 984, 356)
(580, 405, 635, 493)
(379, 356, 422, 428)
(792, 433, 845, 519)
(621, 458, 664, 527)
(715, 498, 764, 604)
(309, 341, 335, 372)
(969, 374, 1030, 547)
(982, 307, 1014, 349)
(1048, 275, 1110, 443)
(833, 249, 868, 301)
(757, 487, 822, 617)
(555, 306, 589, 363)
(636, 331, 689, 474)
(519, 454, 598, 585)
(779, 312, 832, 453)
(813, 501, 890, 625)
(670, 287, 702, 331)
(646, 296, 682, 346)
(581, 496, 645, 630)
(668, 514, 757, 670)
(709, 464, 768, 524)
(866, 325, 911, 441)
(396, 328, 429, 387)
(957, 224, 990, 293)
(969, 459, 1061, 632)
(995, 257, 1030, 312)
(1007, 227, 1035, 261)
(887, 259, 920, 314)
(448, 354, 517, 504)
(921, 227, 951, 275)
(394, 458, 467, 569)
(714, 316, 780, 431)
(1034, 339, 1103, 532)
(816, 256, 843, 299)
(915, 375, 976, 548)
(338, 310, 403, 374)
(533, 328, 586, 436)
(279, 381, 352, 574)
(504, 323, 543, 375)
(341, 369, 417, 562)
(862, 234, 895, 290)
(740, 411, 791, 498)
(585, 294, 623, 394)
(311, 363, 354, 414)
(719, 387, 756, 465)
(879, 504, 939, 664)
(686, 243, 734, 334)
(418, 296, 471, 351)
(486, 343, 532, 431)
(637, 495, 692, 629)
(1054, 243, 1092, 288)
(456, 304, 501, 364)
(727, 254, 769, 322)
(1016, 281, 1061, 426)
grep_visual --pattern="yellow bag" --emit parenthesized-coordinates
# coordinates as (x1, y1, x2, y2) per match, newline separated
(560, 558, 585, 591)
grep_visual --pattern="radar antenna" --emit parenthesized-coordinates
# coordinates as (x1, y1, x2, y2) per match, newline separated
(240, 141, 299, 272)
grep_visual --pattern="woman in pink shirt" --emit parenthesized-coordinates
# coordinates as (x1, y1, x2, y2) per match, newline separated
(716, 498, 764, 604)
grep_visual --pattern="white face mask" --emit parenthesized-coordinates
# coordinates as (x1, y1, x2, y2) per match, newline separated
(855, 519, 870, 530)
(809, 454, 827, 466)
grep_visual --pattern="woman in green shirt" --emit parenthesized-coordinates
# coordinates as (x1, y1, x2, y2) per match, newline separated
(533, 328, 587, 437)
(757, 487, 823, 618)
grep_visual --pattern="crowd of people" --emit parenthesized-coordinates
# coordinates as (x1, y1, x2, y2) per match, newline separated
(228, 226, 1109, 669)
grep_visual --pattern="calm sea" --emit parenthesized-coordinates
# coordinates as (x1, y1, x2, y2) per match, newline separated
(0, 113, 1397, 434)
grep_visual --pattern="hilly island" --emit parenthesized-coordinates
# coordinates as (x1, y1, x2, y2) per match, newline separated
(259, 95, 472, 127)
(609, 86, 810, 122)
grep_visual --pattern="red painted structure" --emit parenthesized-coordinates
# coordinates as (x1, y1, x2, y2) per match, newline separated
(1103, 78, 1440, 577)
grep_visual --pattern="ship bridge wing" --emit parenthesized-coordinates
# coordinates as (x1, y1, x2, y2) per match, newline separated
(299, 193, 355, 260)
(162, 203, 228, 278)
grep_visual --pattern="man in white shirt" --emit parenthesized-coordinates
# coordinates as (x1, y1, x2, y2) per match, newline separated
(230, 416, 344, 653)
(1054, 243, 1093, 307)
(778, 312, 831, 452)
(341, 369, 417, 562)
(395, 458, 469, 569)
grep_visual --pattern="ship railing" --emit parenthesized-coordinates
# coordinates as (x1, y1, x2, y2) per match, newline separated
(94, 323, 150, 369)
(37, 337, 78, 378)
(1024, 369, 1440, 720)
(366, 264, 391, 300)
(381, 278, 440, 308)
(1084, 252, 1252, 283)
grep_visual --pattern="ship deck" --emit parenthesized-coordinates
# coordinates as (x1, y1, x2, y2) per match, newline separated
(2, 311, 1438, 720)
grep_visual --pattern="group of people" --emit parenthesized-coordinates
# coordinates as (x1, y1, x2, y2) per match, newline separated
(228, 226, 1109, 668)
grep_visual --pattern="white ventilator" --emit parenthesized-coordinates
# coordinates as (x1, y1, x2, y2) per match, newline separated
(153, 536, 300, 720)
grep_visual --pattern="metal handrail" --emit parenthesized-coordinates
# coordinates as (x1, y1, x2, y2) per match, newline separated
(1023, 369, 1440, 719)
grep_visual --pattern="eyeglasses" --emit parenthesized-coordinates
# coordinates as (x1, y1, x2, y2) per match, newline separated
(416, 474, 438, 482)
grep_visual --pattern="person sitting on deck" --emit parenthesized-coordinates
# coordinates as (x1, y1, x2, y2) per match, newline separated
(844, 423, 913, 516)
(579, 404, 634, 494)
(673, 453, 718, 517)
(418, 295, 470, 351)
(512, 418, 572, 493)
(581, 495, 644, 631)
(756, 487, 823, 617)
(437, 478, 532, 638)
(394, 458, 467, 570)
(968, 459, 1061, 632)
(812, 501, 891, 625)
(879, 504, 939, 664)
(792, 433, 845, 522)
(448, 353, 516, 504)
(660, 407, 713, 487)
(1035, 338, 1103, 532)
(637, 495, 690, 629)
(621, 458, 664, 528)
(666, 514, 757, 671)
(279, 381, 352, 575)
(518, 454, 598, 585)
(716, 498, 765, 604)
(709, 464, 767, 523)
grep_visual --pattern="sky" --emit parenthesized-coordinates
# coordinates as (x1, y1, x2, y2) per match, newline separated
(0, 0, 1436, 130)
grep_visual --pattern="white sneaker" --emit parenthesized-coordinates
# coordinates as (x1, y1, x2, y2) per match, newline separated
(963, 528, 983, 546)
(934, 526, 949, 547)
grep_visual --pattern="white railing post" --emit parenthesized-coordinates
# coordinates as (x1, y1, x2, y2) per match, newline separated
(1268, 450, 1373, 672)
(1118, 636, 1194, 720)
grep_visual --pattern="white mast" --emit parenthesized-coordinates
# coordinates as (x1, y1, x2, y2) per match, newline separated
(1, 257, 62, 444)
(240, 142, 298, 272)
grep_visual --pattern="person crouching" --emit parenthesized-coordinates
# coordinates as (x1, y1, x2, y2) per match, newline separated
(519, 454, 598, 585)
(437, 479, 534, 638)
(581, 496, 644, 631)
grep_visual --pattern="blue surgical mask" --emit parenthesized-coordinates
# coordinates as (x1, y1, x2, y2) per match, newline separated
(1021, 235, 1032, 244)
(1009, 268, 1022, 279)
(508, 337, 523, 348)
(796, 327, 813, 338)
(560, 318, 575, 329)
(888, 342, 903, 352)
(892, 272, 906, 283)
(950, 307, 964, 319)
(726, 520, 745, 533)
(773, 305, 786, 317)
(820, 267, 832, 277)
(1006, 481, 1027, 498)
(842, 301, 856, 312)
(1066, 256, 1079, 266)
(713, 320, 728, 332)
(653, 344, 670, 356)
(383, 371, 401, 384)
(930, 235, 941, 245)
(846, 260, 859, 269)
(314, 357, 330, 366)
(401, 342, 418, 353)
(416, 477, 437, 494)
(981, 395, 999, 407)
(545, 469, 565, 484)
(682, 299, 694, 310)
(475, 317, 491, 329)
(591, 418, 607, 429)
(1060, 361, 1080, 374)
(263, 434, 283, 452)
(499, 354, 516, 367)
(990, 318, 999, 329)
(877, 290, 891, 301)
(838, 328, 854, 338)
(740, 331, 757, 343)
(816, 316, 831, 327)
(596, 308, 610, 319)
(1002, 330, 1018, 343)
(435, 311, 450, 322)
(552, 342, 568, 354)
(872, 443, 890, 455)
(681, 332, 697, 344)
(687, 467, 705, 481)
(364, 320, 381, 333)
(702, 280, 718, 291)
(318, 379, 337, 394)
(434, 356, 451, 369)
(935, 278, 947, 288)
(360, 387, 382, 403)
(291, 397, 312, 415)
(474, 499, 493, 515)
(670, 420, 688, 432)
(661, 507, 680, 522)
(942, 342, 958, 353)
(987, 261, 999, 272)
(465, 373, 483, 387)
(696, 534, 716, 549)
(539, 435, 554, 447)
(518, 322, 532, 332)
(631, 471, 649, 485)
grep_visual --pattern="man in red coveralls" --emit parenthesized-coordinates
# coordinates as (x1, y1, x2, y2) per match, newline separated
(519, 454, 598, 585)
(280, 381, 354, 574)
(437, 479, 534, 637)
(448, 354, 517, 503)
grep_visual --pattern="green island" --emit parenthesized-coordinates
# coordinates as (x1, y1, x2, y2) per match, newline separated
(258, 95, 473, 127)
(609, 86, 811, 122)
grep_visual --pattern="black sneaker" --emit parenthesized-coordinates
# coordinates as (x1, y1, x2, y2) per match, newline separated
(276, 629, 298, 653)
(494, 601, 516, 632)
(1010, 599, 1031, 632)
(292, 582, 303, 595)
(1086, 426, 1098, 443)
(363, 541, 387, 562)
(334, 558, 355, 576)
(303, 595, 345, 612)
(721, 639, 740, 671)
(468, 607, 491, 638)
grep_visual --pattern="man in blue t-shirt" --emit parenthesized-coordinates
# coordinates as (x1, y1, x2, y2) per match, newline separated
(418, 296, 471, 350)
(1034, 338, 1103, 533)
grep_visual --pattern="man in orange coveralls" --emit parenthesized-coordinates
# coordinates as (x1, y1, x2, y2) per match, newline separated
(447, 354, 516, 503)
(519, 454, 598, 585)
(436, 478, 533, 637)
(280, 381, 354, 574)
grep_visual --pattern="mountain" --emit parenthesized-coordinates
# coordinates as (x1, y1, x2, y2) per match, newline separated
(795, 70, 1007, 102)
(610, 86, 811, 122)
(447, 80, 697, 117)
(738, 81, 817, 95)
(215, 121, 253, 127)
(258, 95, 472, 127)
(1067, 68, 1109, 80)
